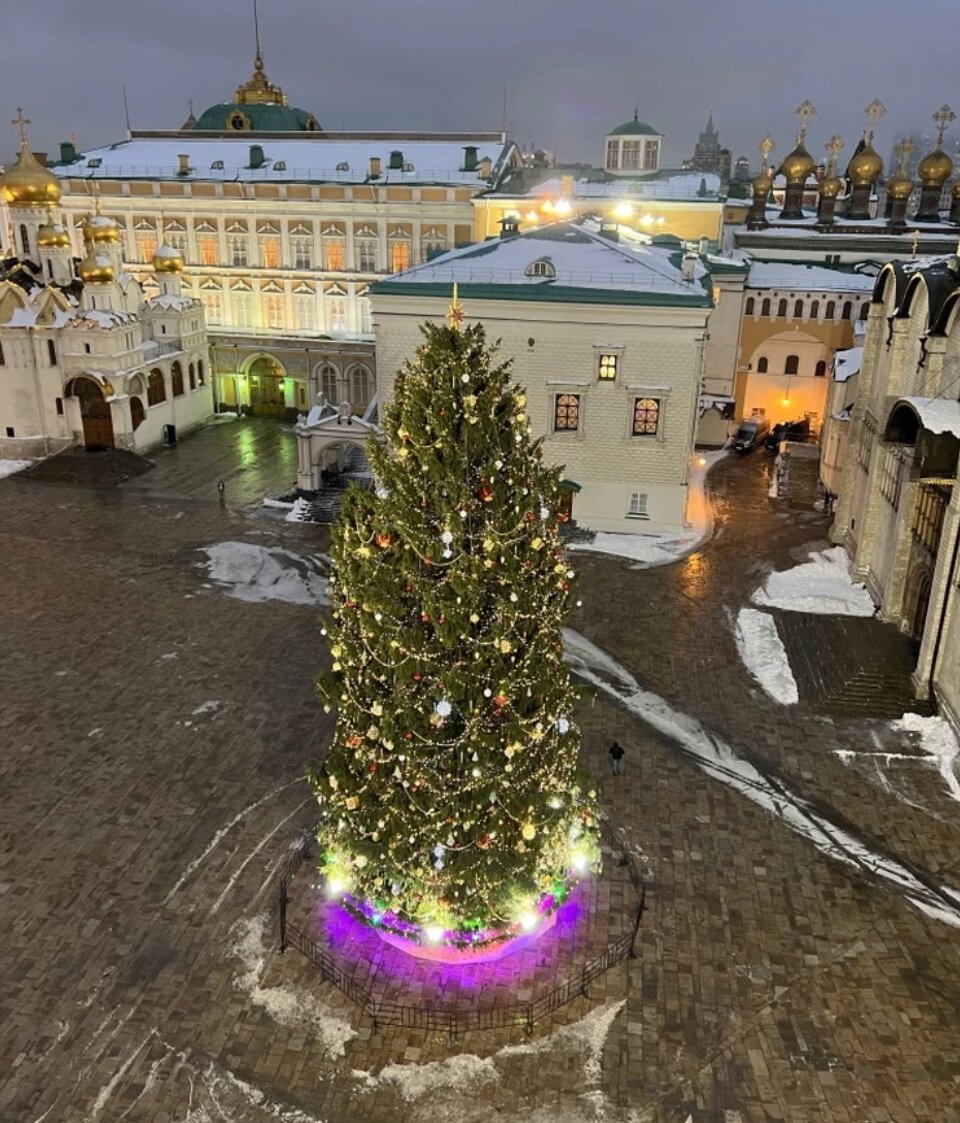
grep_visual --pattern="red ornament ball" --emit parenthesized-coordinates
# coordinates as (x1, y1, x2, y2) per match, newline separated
(375, 531, 393, 549)
(476, 483, 494, 502)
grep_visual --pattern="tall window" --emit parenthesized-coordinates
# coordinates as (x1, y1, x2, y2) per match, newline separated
(197, 234, 218, 266)
(47, 339, 57, 366)
(295, 292, 316, 332)
(825, 300, 836, 319)
(318, 364, 339, 403)
(163, 229, 187, 254)
(262, 292, 284, 330)
(357, 235, 378, 272)
(841, 300, 853, 320)
(606, 139, 619, 170)
(761, 298, 771, 316)
(794, 299, 804, 318)
(291, 236, 313, 269)
(777, 298, 788, 317)
(757, 356, 768, 373)
(171, 362, 185, 397)
(810, 299, 820, 319)
(359, 296, 373, 335)
(422, 227, 446, 260)
(628, 492, 648, 518)
(232, 291, 253, 327)
(815, 360, 827, 377)
(147, 368, 166, 405)
(228, 234, 248, 267)
(200, 286, 222, 324)
(880, 446, 905, 509)
(785, 354, 799, 374)
(913, 486, 948, 554)
(553, 393, 581, 432)
(328, 296, 347, 332)
(632, 397, 660, 436)
(390, 240, 411, 273)
(20, 223, 29, 256)
(643, 140, 659, 170)
(258, 235, 281, 269)
(598, 353, 618, 381)
(323, 234, 345, 271)
(621, 141, 641, 170)
(197, 359, 205, 386)
(745, 297, 755, 316)
(350, 365, 373, 407)
(136, 233, 157, 263)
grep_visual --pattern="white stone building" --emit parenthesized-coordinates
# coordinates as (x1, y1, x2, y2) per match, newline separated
(363, 217, 721, 534)
(832, 254, 960, 726)
(0, 126, 213, 458)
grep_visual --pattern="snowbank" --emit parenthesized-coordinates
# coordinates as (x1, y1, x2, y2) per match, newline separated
(201, 542, 329, 606)
(0, 459, 32, 480)
(733, 608, 798, 705)
(892, 712, 960, 803)
(570, 450, 726, 568)
(752, 546, 875, 616)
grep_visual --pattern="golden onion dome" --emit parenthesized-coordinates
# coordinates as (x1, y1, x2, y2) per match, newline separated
(818, 174, 844, 200)
(78, 250, 115, 284)
(779, 144, 815, 185)
(82, 214, 121, 244)
(952, 178, 960, 198)
(917, 147, 953, 187)
(886, 171, 914, 201)
(152, 245, 184, 273)
(0, 143, 61, 207)
(751, 169, 772, 197)
(846, 144, 883, 187)
(37, 222, 71, 249)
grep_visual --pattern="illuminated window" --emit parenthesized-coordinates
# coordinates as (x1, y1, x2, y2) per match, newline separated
(197, 235, 218, 266)
(632, 397, 660, 436)
(553, 393, 580, 432)
(136, 234, 157, 263)
(323, 238, 345, 271)
(258, 235, 281, 269)
(390, 241, 411, 273)
(598, 353, 618, 380)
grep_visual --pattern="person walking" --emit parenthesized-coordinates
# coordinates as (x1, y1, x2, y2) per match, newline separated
(609, 740, 625, 775)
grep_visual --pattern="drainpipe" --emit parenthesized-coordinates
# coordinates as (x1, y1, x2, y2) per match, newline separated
(927, 506, 960, 703)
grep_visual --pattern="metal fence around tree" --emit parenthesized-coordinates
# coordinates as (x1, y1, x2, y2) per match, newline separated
(274, 819, 645, 1038)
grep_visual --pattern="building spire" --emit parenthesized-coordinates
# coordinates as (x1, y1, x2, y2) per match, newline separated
(234, 0, 288, 107)
(11, 106, 30, 149)
(253, 0, 262, 67)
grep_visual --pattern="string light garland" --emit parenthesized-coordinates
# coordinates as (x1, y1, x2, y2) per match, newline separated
(310, 317, 599, 956)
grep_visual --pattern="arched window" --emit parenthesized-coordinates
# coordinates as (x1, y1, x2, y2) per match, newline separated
(794, 299, 804, 318)
(777, 298, 788, 318)
(841, 301, 852, 320)
(858, 302, 869, 321)
(171, 361, 184, 397)
(757, 356, 769, 373)
(815, 360, 827, 377)
(349, 365, 372, 408)
(525, 258, 556, 278)
(785, 354, 799, 375)
(47, 339, 57, 366)
(188, 362, 196, 390)
(130, 396, 146, 430)
(825, 300, 836, 319)
(20, 224, 29, 256)
(810, 299, 820, 319)
(147, 368, 166, 406)
(745, 297, 755, 316)
(318, 363, 339, 403)
(197, 359, 205, 385)
(761, 298, 771, 317)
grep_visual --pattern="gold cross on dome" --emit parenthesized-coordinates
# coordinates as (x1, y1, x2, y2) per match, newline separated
(824, 134, 844, 173)
(446, 282, 465, 329)
(11, 107, 30, 144)
(933, 104, 956, 147)
(894, 137, 915, 175)
(758, 135, 775, 170)
(862, 99, 886, 142)
(794, 100, 816, 144)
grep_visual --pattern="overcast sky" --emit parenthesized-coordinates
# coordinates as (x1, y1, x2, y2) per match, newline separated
(2, 0, 957, 170)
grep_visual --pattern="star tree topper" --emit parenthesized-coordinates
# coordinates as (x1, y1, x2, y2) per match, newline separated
(446, 282, 466, 329)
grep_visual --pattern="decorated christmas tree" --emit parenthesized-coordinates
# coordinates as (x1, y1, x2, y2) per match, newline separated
(312, 300, 598, 957)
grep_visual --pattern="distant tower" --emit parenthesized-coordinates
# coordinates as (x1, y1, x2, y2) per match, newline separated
(686, 111, 732, 182)
(845, 99, 886, 221)
(0, 108, 63, 261)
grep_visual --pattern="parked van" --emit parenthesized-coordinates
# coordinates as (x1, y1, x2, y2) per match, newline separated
(732, 417, 770, 453)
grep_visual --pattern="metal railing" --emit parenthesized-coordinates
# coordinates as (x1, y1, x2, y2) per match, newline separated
(276, 818, 645, 1037)
(388, 265, 695, 291)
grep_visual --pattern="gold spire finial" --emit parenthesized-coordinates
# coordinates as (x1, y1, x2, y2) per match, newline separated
(893, 137, 915, 176)
(11, 107, 30, 147)
(758, 135, 775, 171)
(862, 99, 886, 143)
(824, 134, 844, 174)
(794, 100, 816, 145)
(909, 229, 920, 257)
(933, 104, 956, 147)
(447, 282, 465, 330)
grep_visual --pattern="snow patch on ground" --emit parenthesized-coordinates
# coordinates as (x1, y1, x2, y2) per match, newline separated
(751, 546, 875, 616)
(562, 628, 960, 928)
(570, 451, 726, 569)
(262, 497, 296, 511)
(0, 459, 32, 479)
(231, 916, 356, 1058)
(378, 1054, 499, 1101)
(499, 999, 625, 1084)
(192, 700, 221, 716)
(201, 542, 329, 606)
(733, 608, 798, 705)
(285, 497, 315, 524)
(892, 713, 960, 803)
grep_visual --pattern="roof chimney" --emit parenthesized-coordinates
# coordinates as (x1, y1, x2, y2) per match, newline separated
(499, 214, 520, 239)
(681, 253, 697, 281)
(369, 156, 382, 178)
(59, 140, 77, 164)
(176, 153, 191, 176)
(462, 145, 479, 172)
(248, 144, 266, 170)
(388, 150, 404, 170)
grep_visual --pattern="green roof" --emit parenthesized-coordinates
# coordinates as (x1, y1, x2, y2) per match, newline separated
(193, 102, 321, 133)
(610, 117, 660, 136)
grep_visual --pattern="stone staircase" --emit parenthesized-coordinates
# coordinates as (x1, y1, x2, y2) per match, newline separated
(294, 445, 372, 524)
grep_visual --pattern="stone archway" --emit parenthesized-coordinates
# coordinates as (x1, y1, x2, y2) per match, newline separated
(905, 566, 934, 646)
(245, 354, 287, 417)
(66, 376, 114, 450)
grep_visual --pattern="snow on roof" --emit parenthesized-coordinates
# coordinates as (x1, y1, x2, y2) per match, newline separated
(55, 136, 509, 186)
(374, 218, 710, 300)
(898, 396, 960, 437)
(147, 293, 195, 312)
(517, 172, 723, 202)
(154, 244, 182, 258)
(746, 262, 875, 292)
(834, 347, 862, 382)
(69, 309, 137, 328)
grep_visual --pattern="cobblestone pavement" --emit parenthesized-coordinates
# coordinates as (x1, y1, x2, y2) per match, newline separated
(1, 424, 959, 1123)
